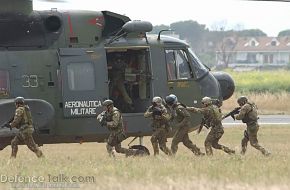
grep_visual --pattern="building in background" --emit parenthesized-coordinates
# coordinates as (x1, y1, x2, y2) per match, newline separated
(216, 36, 290, 70)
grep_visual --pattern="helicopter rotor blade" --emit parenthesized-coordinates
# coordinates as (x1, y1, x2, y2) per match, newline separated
(244, 0, 290, 2)
(38, 0, 67, 3)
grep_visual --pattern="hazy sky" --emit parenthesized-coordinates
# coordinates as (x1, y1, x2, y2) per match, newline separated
(33, 0, 290, 36)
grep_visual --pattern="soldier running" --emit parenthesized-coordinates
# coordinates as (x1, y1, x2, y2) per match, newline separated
(9, 97, 44, 159)
(97, 99, 143, 157)
(165, 94, 204, 156)
(187, 96, 235, 156)
(235, 96, 270, 156)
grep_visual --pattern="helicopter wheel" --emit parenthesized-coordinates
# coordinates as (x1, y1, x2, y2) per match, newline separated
(129, 145, 150, 156)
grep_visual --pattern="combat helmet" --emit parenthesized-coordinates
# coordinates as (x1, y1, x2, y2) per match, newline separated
(165, 94, 177, 106)
(14, 97, 25, 104)
(237, 96, 248, 105)
(102, 99, 114, 107)
(152, 96, 162, 106)
(201, 96, 212, 106)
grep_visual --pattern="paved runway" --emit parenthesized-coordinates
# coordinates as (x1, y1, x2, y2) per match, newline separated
(223, 115, 290, 125)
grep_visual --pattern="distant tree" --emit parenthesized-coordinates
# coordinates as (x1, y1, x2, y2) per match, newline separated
(150, 24, 170, 34)
(170, 20, 208, 50)
(237, 29, 267, 37)
(211, 23, 238, 68)
(278, 29, 290, 37)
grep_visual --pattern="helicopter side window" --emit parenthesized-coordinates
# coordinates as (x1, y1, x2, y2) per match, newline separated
(165, 49, 192, 80)
(165, 50, 177, 80)
(0, 70, 9, 97)
(67, 62, 95, 91)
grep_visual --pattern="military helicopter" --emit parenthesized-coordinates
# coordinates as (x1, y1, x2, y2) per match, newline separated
(0, 0, 235, 151)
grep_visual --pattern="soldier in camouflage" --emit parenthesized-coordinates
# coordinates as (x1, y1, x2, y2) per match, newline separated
(235, 96, 270, 156)
(187, 97, 235, 156)
(97, 99, 143, 157)
(109, 54, 133, 107)
(165, 94, 204, 156)
(9, 97, 43, 158)
(144, 96, 172, 156)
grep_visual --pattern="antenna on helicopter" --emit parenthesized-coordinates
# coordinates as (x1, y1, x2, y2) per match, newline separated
(157, 29, 173, 41)
(38, 0, 67, 2)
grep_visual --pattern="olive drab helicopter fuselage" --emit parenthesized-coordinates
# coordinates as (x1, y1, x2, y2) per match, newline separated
(0, 1, 235, 150)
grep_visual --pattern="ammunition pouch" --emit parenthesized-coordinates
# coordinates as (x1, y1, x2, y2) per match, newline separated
(108, 131, 126, 146)
(242, 118, 257, 124)
(19, 123, 29, 131)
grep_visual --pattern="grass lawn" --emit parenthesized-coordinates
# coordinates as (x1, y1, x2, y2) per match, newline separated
(0, 125, 289, 190)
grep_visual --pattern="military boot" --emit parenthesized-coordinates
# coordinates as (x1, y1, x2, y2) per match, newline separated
(36, 150, 44, 158)
(152, 143, 159, 156)
(222, 146, 235, 155)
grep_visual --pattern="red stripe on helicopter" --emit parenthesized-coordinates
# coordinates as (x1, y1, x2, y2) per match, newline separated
(88, 16, 104, 28)
(67, 14, 75, 37)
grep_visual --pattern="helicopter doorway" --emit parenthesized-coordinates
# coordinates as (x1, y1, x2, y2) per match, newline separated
(106, 48, 151, 113)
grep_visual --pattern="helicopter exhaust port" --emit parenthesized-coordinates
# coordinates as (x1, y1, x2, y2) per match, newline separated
(44, 15, 62, 32)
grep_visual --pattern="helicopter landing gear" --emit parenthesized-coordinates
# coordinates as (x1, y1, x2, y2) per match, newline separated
(128, 136, 150, 156)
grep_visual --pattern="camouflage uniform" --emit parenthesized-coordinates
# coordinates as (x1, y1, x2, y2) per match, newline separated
(144, 104, 172, 156)
(99, 107, 138, 157)
(10, 105, 43, 158)
(235, 101, 270, 155)
(171, 103, 203, 156)
(188, 105, 235, 155)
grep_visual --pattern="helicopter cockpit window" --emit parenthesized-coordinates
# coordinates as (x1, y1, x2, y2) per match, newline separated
(165, 49, 192, 80)
(67, 62, 95, 91)
(0, 70, 9, 97)
(188, 48, 208, 79)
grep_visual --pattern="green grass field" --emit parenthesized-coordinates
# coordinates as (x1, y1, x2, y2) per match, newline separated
(226, 70, 290, 93)
(1, 125, 290, 190)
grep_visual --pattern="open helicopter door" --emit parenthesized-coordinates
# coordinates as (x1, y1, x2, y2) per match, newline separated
(59, 48, 108, 118)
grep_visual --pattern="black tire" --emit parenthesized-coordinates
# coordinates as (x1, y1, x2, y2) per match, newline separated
(129, 145, 150, 156)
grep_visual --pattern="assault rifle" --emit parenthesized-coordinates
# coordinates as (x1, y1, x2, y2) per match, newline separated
(97, 112, 107, 127)
(0, 117, 14, 130)
(222, 107, 241, 120)
(197, 118, 209, 134)
(152, 107, 162, 119)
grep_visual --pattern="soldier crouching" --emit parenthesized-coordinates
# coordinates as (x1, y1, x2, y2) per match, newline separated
(97, 99, 144, 157)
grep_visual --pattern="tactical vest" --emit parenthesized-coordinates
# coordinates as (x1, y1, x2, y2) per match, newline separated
(242, 102, 258, 123)
(24, 105, 33, 125)
(151, 105, 168, 129)
(17, 105, 33, 130)
(106, 107, 124, 132)
(204, 105, 222, 127)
